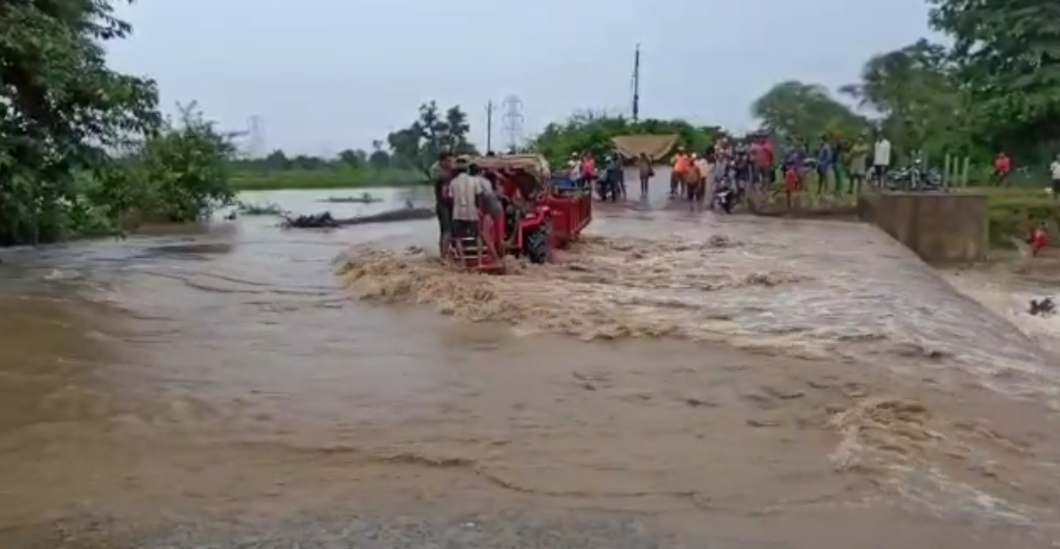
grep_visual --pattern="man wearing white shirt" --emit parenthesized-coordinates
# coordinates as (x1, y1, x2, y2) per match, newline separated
(1050, 153, 1060, 199)
(872, 136, 891, 184)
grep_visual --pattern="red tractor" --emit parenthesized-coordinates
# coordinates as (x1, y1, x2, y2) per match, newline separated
(444, 154, 592, 273)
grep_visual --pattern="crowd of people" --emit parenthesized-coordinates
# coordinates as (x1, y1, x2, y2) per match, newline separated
(428, 144, 1056, 263)
(557, 133, 909, 212)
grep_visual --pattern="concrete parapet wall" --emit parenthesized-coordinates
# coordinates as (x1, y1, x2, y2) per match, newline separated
(857, 192, 988, 263)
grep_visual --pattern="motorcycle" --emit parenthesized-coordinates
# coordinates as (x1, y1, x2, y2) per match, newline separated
(712, 179, 737, 213)
(885, 162, 944, 191)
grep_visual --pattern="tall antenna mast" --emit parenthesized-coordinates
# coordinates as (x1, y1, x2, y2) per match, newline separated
(631, 44, 641, 123)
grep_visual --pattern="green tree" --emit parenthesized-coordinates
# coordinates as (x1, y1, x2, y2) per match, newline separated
(928, 0, 1060, 161)
(386, 102, 478, 176)
(527, 114, 723, 166)
(136, 103, 235, 223)
(369, 139, 390, 170)
(0, 0, 160, 245)
(84, 102, 235, 228)
(751, 81, 868, 145)
(839, 40, 970, 158)
(337, 149, 366, 168)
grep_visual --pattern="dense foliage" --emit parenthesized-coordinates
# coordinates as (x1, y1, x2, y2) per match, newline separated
(0, 0, 234, 245)
(526, 111, 725, 165)
(748, 0, 1060, 168)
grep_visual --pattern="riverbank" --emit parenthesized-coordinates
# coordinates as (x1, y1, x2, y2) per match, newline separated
(229, 167, 427, 191)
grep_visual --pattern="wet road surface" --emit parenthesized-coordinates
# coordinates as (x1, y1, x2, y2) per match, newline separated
(1, 181, 1060, 548)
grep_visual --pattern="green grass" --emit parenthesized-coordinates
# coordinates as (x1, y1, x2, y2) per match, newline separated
(229, 167, 428, 191)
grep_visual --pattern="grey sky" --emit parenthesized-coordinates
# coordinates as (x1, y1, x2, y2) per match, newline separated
(107, 0, 932, 155)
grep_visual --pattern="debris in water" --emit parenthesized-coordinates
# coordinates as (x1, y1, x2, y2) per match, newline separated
(1029, 297, 1055, 317)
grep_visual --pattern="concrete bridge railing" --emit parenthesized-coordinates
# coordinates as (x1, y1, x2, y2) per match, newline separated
(857, 192, 989, 264)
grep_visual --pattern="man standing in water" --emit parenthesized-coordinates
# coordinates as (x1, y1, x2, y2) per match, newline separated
(636, 152, 653, 199)
(433, 152, 454, 257)
(693, 152, 710, 209)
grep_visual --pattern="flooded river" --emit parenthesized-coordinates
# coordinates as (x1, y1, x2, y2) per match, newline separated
(2, 182, 1060, 548)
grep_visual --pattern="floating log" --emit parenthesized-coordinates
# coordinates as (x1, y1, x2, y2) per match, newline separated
(318, 193, 382, 204)
(281, 206, 434, 229)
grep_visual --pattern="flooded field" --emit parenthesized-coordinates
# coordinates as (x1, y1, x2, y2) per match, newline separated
(1, 181, 1059, 548)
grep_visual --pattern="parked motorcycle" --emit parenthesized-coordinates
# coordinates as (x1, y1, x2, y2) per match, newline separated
(886, 162, 944, 191)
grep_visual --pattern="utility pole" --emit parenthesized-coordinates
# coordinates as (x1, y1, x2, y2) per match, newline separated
(631, 44, 641, 123)
(486, 101, 493, 153)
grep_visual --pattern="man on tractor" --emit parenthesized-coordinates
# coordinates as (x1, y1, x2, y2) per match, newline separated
(433, 152, 455, 257)
(469, 160, 502, 259)
(447, 156, 500, 260)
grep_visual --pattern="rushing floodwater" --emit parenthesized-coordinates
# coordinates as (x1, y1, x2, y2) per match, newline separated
(2, 179, 1060, 548)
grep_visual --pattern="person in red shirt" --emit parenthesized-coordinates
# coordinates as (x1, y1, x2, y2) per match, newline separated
(1028, 222, 1048, 256)
(579, 152, 597, 183)
(993, 152, 1011, 186)
(753, 136, 775, 190)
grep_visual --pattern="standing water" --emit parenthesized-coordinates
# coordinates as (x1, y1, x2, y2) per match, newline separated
(1, 180, 1059, 549)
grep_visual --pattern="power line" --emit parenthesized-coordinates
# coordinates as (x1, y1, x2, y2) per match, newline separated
(500, 95, 523, 153)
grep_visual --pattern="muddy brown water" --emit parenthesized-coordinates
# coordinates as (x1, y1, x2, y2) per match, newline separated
(2, 181, 1060, 548)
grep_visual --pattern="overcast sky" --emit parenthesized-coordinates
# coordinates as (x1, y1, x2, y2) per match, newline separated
(106, 0, 933, 155)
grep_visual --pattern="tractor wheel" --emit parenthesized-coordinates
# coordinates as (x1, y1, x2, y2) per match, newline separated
(524, 222, 551, 264)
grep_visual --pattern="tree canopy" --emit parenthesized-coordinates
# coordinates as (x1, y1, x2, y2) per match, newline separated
(386, 102, 477, 176)
(743, 0, 1060, 165)
(526, 112, 724, 166)
(0, 0, 235, 244)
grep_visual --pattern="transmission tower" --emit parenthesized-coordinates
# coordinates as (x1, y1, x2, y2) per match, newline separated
(500, 95, 524, 153)
(248, 115, 265, 157)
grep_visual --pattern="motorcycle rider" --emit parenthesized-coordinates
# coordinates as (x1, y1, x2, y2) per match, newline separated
(733, 141, 751, 192)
